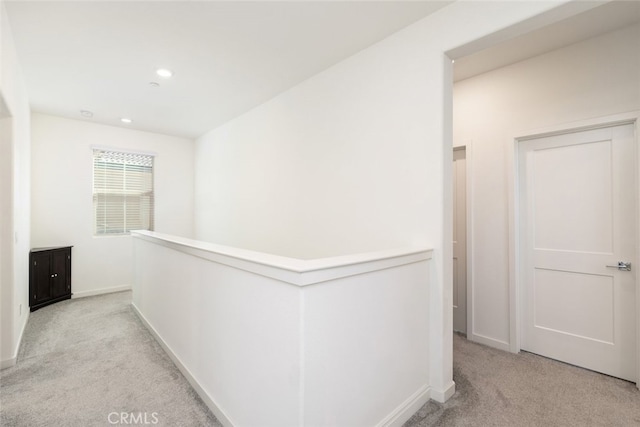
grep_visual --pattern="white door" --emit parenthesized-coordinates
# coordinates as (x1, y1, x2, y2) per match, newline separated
(519, 123, 636, 382)
(453, 147, 467, 334)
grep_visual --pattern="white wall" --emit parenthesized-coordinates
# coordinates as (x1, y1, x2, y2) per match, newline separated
(0, 108, 14, 366)
(303, 261, 431, 426)
(194, 0, 587, 398)
(132, 231, 432, 426)
(454, 23, 640, 348)
(134, 236, 303, 427)
(0, 0, 31, 368)
(193, 2, 585, 259)
(30, 114, 194, 297)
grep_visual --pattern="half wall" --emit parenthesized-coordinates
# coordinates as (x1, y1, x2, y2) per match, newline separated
(132, 230, 433, 426)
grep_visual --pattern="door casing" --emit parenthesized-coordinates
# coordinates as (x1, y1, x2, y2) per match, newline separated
(507, 111, 640, 386)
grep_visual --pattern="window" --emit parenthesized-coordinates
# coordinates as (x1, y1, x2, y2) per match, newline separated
(93, 149, 154, 235)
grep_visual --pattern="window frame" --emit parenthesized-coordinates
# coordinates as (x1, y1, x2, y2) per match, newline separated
(92, 147, 156, 236)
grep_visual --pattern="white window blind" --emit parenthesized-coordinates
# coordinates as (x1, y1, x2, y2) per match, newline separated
(93, 149, 154, 235)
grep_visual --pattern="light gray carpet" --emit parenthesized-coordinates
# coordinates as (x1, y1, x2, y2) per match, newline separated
(2, 292, 639, 426)
(0, 291, 220, 427)
(404, 333, 640, 426)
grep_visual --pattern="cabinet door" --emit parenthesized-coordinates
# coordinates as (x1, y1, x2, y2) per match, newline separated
(51, 249, 68, 298)
(32, 252, 52, 304)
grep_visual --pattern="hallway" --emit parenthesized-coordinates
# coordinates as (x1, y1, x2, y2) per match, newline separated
(0, 292, 219, 426)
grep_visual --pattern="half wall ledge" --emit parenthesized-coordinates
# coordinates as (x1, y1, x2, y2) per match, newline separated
(131, 230, 435, 426)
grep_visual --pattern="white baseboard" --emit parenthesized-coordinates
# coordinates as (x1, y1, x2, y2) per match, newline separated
(377, 384, 431, 427)
(0, 356, 15, 369)
(468, 332, 511, 352)
(72, 285, 131, 299)
(131, 303, 235, 427)
(429, 380, 456, 403)
(1, 310, 30, 370)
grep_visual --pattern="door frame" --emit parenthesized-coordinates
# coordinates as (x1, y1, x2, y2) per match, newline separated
(507, 111, 640, 386)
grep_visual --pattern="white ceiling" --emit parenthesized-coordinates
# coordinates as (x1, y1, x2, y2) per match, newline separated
(453, 0, 640, 82)
(5, 1, 452, 138)
(6, 1, 639, 139)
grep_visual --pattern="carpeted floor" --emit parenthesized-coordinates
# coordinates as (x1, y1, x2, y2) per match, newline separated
(2, 291, 639, 426)
(0, 291, 221, 427)
(404, 334, 640, 427)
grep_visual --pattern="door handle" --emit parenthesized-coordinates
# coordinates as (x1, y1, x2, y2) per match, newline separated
(606, 261, 631, 271)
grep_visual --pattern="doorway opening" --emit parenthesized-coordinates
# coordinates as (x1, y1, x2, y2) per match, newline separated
(449, 0, 640, 384)
(452, 146, 467, 335)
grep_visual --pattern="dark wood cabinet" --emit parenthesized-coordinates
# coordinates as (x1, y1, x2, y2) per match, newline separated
(29, 246, 72, 311)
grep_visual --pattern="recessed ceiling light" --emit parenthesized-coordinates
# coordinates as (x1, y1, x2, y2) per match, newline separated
(120, 118, 133, 124)
(80, 110, 93, 118)
(149, 81, 160, 87)
(156, 68, 173, 78)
